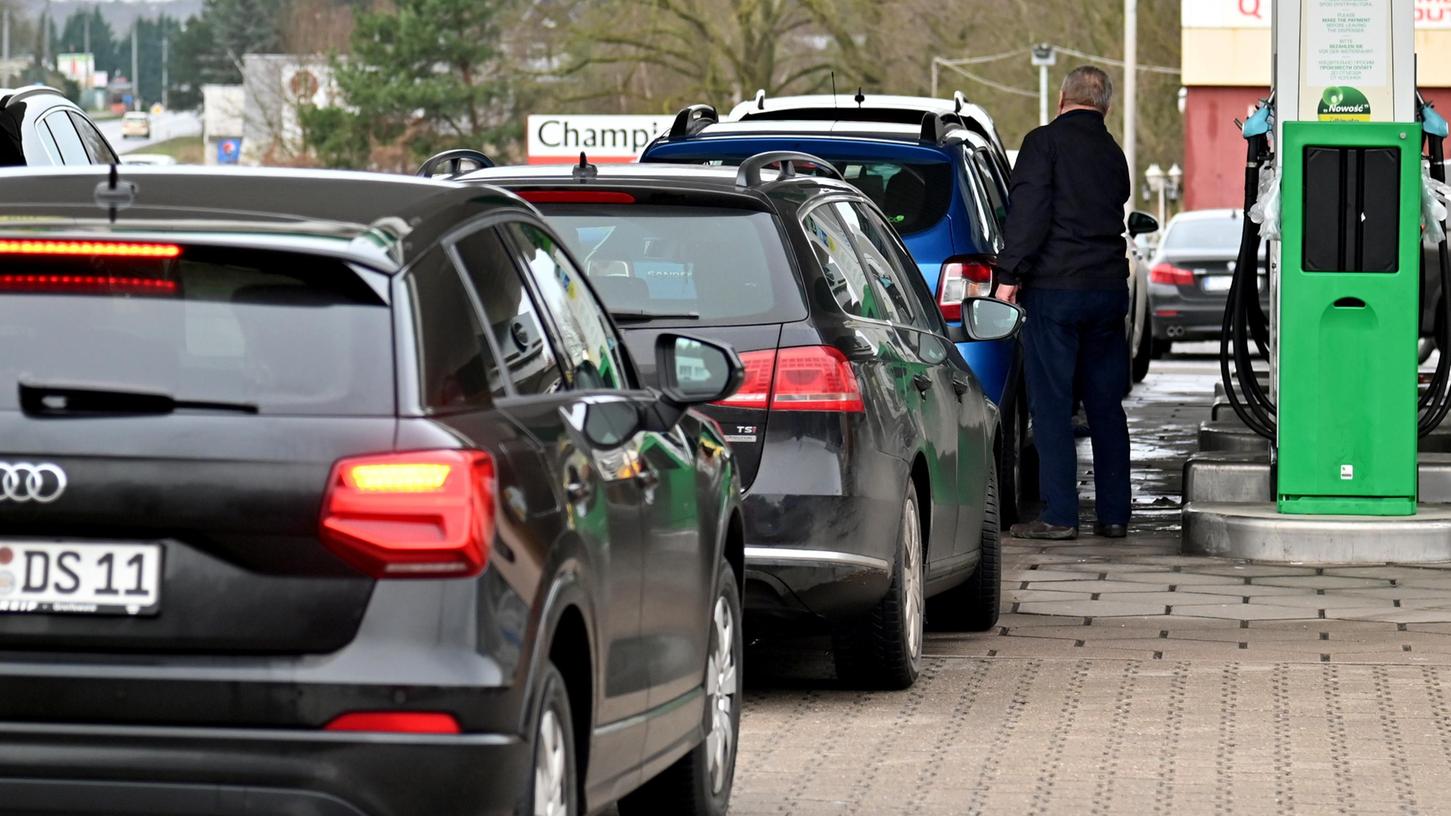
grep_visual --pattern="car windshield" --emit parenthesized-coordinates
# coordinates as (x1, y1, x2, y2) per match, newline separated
(535, 204, 808, 326)
(1164, 215, 1245, 250)
(0, 244, 394, 415)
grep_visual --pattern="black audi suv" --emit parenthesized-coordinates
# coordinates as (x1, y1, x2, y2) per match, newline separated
(451, 152, 1024, 690)
(0, 166, 745, 816)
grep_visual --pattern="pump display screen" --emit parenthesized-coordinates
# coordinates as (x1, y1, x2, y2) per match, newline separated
(1302, 145, 1401, 273)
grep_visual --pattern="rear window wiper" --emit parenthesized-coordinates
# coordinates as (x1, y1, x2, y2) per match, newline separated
(19, 381, 259, 417)
(609, 309, 701, 322)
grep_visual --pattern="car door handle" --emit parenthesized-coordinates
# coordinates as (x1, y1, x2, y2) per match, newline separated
(913, 373, 933, 393)
(951, 377, 970, 397)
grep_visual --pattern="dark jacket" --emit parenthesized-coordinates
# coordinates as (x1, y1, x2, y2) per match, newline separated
(997, 109, 1130, 289)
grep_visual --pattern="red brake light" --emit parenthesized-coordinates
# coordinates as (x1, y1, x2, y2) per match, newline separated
(0, 240, 181, 258)
(715, 349, 775, 409)
(325, 711, 462, 734)
(1150, 263, 1195, 286)
(319, 450, 496, 579)
(0, 274, 178, 295)
(937, 257, 995, 321)
(713, 346, 864, 413)
(518, 190, 636, 204)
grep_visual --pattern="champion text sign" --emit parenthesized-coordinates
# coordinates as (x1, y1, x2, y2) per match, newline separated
(527, 115, 672, 164)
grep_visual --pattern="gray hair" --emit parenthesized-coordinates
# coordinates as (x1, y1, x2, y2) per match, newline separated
(1061, 66, 1113, 113)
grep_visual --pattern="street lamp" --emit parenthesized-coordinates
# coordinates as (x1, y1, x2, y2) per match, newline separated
(1030, 43, 1056, 127)
(1144, 163, 1183, 228)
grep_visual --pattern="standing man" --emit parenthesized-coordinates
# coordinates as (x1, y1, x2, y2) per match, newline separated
(996, 65, 1132, 540)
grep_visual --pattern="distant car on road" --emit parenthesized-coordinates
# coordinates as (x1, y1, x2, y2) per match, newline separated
(454, 152, 1024, 690)
(0, 85, 118, 167)
(1147, 209, 1269, 356)
(120, 111, 153, 139)
(0, 165, 746, 816)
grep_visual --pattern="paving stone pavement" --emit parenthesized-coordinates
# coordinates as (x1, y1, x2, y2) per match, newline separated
(721, 351, 1451, 815)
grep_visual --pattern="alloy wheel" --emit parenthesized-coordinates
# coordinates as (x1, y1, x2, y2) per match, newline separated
(534, 708, 569, 816)
(705, 594, 739, 795)
(903, 494, 924, 660)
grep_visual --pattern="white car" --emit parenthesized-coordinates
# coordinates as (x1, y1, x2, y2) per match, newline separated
(121, 111, 151, 139)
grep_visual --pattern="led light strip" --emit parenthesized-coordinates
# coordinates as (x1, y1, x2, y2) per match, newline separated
(0, 274, 178, 292)
(0, 240, 182, 258)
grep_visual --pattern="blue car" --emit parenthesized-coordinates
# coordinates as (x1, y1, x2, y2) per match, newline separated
(640, 93, 1037, 520)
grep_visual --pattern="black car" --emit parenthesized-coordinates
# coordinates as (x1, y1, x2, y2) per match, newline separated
(1, 85, 119, 167)
(0, 166, 746, 816)
(451, 152, 1025, 690)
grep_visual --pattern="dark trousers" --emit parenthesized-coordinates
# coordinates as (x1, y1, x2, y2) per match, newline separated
(1020, 287, 1131, 527)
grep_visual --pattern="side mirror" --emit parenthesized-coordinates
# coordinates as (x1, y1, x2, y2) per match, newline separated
(1127, 210, 1160, 237)
(656, 334, 745, 406)
(564, 396, 645, 451)
(961, 297, 1025, 342)
(416, 149, 495, 179)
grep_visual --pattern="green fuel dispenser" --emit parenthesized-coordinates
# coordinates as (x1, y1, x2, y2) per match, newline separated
(1216, 0, 1449, 519)
(1276, 121, 1422, 515)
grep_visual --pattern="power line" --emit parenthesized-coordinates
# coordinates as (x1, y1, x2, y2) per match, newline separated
(936, 59, 1039, 99)
(1054, 45, 1180, 75)
(933, 49, 1023, 67)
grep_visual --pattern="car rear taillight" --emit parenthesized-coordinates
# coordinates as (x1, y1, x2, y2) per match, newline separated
(0, 274, 178, 295)
(1150, 263, 1195, 286)
(325, 711, 462, 734)
(319, 450, 496, 579)
(937, 257, 995, 321)
(714, 346, 864, 413)
(716, 349, 776, 409)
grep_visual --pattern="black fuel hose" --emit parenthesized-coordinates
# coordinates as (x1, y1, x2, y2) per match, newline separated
(1418, 127, 1451, 435)
(1220, 131, 1277, 440)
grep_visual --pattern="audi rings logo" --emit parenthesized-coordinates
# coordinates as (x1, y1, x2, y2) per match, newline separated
(0, 463, 67, 504)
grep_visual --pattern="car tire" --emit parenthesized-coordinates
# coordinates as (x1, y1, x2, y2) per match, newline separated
(521, 662, 578, 816)
(1132, 316, 1153, 383)
(997, 362, 1026, 527)
(618, 561, 742, 816)
(831, 483, 924, 690)
(1151, 337, 1173, 359)
(927, 460, 1001, 632)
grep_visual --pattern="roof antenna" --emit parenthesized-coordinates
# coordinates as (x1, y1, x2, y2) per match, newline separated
(830, 71, 838, 109)
(854, 87, 865, 107)
(572, 151, 597, 182)
(754, 88, 766, 111)
(93, 163, 136, 224)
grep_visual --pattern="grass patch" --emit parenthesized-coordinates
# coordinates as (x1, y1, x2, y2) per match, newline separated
(127, 135, 205, 165)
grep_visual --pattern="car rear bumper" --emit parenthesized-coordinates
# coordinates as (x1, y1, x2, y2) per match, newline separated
(0, 721, 529, 816)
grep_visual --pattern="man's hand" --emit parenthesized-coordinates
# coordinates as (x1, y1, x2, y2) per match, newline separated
(996, 284, 1019, 305)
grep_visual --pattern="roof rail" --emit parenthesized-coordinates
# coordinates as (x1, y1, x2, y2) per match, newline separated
(736, 151, 843, 188)
(3, 84, 66, 107)
(953, 90, 969, 113)
(669, 104, 719, 139)
(753, 89, 767, 111)
(416, 148, 495, 179)
(918, 111, 969, 145)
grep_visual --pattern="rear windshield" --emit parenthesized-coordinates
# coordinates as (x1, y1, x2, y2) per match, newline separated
(535, 204, 808, 326)
(1164, 215, 1245, 250)
(0, 244, 394, 415)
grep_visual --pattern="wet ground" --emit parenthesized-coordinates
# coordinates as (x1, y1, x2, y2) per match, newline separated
(725, 344, 1451, 816)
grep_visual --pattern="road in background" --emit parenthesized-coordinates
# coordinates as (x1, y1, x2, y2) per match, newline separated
(98, 110, 201, 154)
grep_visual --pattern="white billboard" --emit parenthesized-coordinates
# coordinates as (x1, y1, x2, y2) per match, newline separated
(527, 115, 672, 164)
(1184, 0, 1451, 29)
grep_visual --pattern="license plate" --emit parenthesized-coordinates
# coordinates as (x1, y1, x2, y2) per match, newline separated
(1202, 276, 1233, 293)
(0, 542, 162, 616)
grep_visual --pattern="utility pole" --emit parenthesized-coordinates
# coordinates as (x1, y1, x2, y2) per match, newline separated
(1, 8, 9, 87)
(161, 26, 168, 110)
(131, 23, 139, 110)
(83, 6, 91, 100)
(1123, 0, 1139, 205)
(1031, 43, 1057, 127)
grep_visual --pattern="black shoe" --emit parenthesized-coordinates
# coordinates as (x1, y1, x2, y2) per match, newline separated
(1009, 520, 1079, 541)
(1093, 523, 1128, 539)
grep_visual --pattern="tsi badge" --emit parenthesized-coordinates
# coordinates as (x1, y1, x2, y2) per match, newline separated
(1340, 464, 1355, 481)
